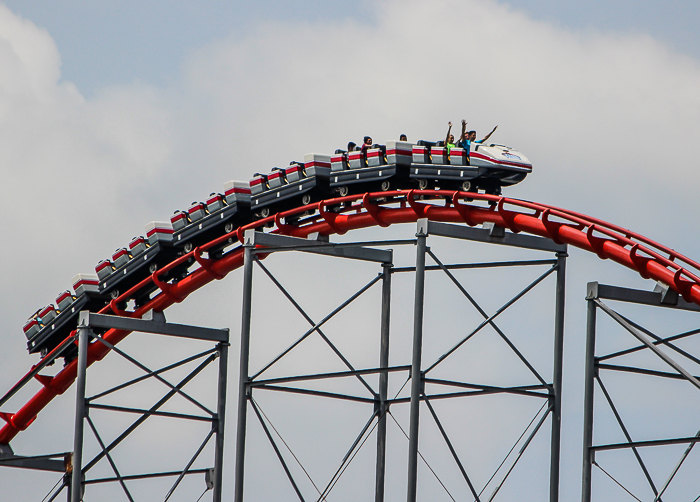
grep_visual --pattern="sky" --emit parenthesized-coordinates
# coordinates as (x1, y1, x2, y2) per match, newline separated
(1, 0, 700, 500)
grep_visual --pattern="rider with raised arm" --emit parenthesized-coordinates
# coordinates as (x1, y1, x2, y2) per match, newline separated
(444, 122, 456, 153)
(470, 125, 498, 144)
(456, 119, 471, 163)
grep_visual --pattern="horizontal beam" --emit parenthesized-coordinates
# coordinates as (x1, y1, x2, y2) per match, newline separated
(598, 363, 700, 381)
(84, 468, 211, 485)
(587, 282, 700, 312)
(427, 221, 567, 253)
(246, 230, 393, 263)
(254, 384, 376, 404)
(390, 388, 551, 404)
(592, 435, 700, 452)
(393, 258, 557, 273)
(87, 403, 215, 422)
(0, 453, 68, 473)
(425, 378, 550, 394)
(250, 365, 411, 386)
(594, 300, 700, 392)
(78, 311, 229, 343)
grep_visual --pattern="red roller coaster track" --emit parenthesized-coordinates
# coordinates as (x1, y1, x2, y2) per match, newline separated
(2, 189, 700, 445)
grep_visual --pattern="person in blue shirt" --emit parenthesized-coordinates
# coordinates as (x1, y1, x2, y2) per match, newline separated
(469, 125, 498, 144)
(456, 121, 498, 164)
(456, 119, 471, 163)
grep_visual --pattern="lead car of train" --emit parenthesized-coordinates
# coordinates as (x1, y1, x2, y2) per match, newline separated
(23, 138, 532, 356)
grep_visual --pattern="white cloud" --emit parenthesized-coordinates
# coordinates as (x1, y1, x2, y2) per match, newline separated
(2, 1, 700, 500)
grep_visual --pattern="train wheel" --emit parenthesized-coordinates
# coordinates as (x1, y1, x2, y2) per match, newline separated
(149, 263, 158, 273)
(110, 289, 120, 300)
(302, 194, 311, 205)
(461, 181, 471, 191)
(338, 186, 349, 197)
(418, 179, 428, 190)
(224, 222, 234, 233)
(184, 241, 194, 253)
(380, 180, 390, 191)
(261, 207, 270, 218)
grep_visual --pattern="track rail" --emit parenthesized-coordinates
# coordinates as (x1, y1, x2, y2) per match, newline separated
(2, 189, 700, 445)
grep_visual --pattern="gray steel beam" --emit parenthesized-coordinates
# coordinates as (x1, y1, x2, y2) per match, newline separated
(425, 262, 556, 377)
(254, 258, 377, 395)
(85, 416, 135, 502)
(250, 400, 306, 502)
(0, 454, 66, 472)
(250, 365, 411, 387)
(247, 229, 393, 263)
(83, 354, 217, 473)
(598, 327, 700, 363)
(83, 468, 210, 484)
(550, 253, 566, 502)
(427, 221, 567, 253)
(592, 435, 700, 451)
(85, 404, 213, 422)
(71, 325, 90, 502)
(595, 300, 700, 392)
(597, 364, 700, 381)
(587, 282, 700, 312)
(389, 388, 550, 404)
(253, 384, 376, 404)
(250, 273, 383, 381)
(581, 299, 596, 502)
(234, 242, 254, 502)
(407, 219, 428, 502)
(213, 342, 228, 502)
(487, 403, 553, 502)
(595, 375, 660, 498)
(392, 258, 557, 273)
(78, 311, 229, 343)
(375, 263, 392, 502)
(317, 410, 379, 502)
(424, 396, 481, 501)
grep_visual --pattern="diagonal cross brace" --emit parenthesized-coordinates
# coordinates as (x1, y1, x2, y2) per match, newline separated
(595, 300, 700, 392)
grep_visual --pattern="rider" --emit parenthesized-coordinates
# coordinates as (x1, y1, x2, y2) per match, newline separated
(456, 119, 471, 162)
(361, 136, 373, 153)
(470, 125, 498, 144)
(444, 122, 456, 153)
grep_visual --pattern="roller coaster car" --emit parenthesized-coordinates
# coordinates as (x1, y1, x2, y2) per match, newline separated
(409, 140, 531, 193)
(26, 275, 106, 355)
(24, 183, 252, 355)
(329, 144, 403, 195)
(20, 134, 533, 356)
(469, 143, 532, 188)
(251, 155, 332, 217)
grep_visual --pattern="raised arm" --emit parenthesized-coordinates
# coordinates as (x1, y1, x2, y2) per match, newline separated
(458, 119, 468, 143)
(445, 121, 452, 145)
(481, 125, 498, 143)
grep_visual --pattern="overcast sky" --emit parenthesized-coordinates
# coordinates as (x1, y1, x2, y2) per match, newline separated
(1, 1, 700, 501)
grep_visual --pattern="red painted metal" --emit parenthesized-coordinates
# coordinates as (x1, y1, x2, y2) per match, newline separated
(2, 189, 700, 444)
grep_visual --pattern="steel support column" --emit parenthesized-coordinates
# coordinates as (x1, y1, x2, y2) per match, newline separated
(549, 252, 567, 502)
(71, 325, 90, 502)
(234, 238, 255, 502)
(375, 262, 392, 502)
(581, 298, 596, 502)
(407, 219, 428, 502)
(213, 342, 228, 502)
